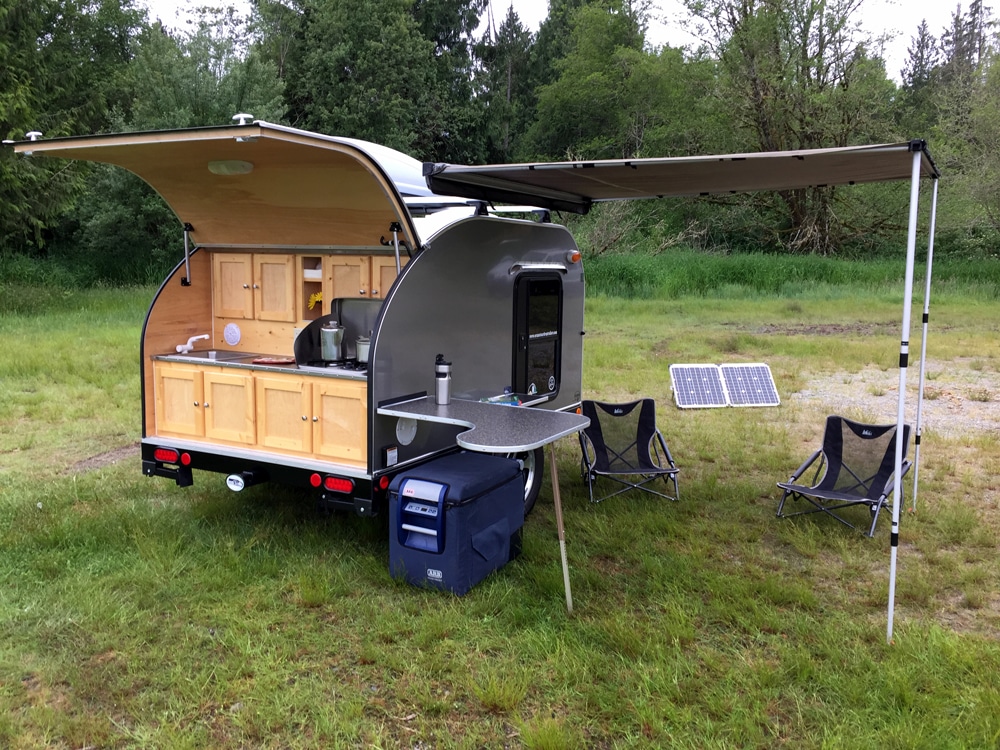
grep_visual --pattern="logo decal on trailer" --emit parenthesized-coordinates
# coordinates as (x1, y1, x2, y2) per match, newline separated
(426, 568, 443, 581)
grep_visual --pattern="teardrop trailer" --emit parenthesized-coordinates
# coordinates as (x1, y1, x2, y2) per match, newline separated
(8, 122, 939, 619)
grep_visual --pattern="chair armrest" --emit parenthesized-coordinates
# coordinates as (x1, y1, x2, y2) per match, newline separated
(654, 429, 677, 470)
(787, 449, 822, 482)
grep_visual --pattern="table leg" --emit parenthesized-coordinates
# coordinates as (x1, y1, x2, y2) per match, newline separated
(549, 441, 573, 614)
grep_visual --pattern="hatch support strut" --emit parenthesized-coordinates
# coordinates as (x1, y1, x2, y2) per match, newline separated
(181, 223, 194, 286)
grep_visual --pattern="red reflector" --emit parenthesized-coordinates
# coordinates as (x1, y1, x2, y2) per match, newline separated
(378, 475, 390, 491)
(309, 473, 322, 488)
(323, 476, 354, 493)
(153, 447, 180, 463)
(180, 453, 192, 466)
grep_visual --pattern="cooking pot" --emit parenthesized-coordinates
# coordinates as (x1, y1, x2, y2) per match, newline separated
(320, 321, 345, 361)
(356, 335, 371, 363)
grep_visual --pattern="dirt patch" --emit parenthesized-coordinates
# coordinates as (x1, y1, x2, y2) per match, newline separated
(744, 322, 902, 337)
(63, 442, 140, 476)
(790, 360, 1000, 438)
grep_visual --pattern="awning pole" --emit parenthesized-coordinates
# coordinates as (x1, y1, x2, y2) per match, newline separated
(911, 178, 940, 512)
(888, 149, 924, 644)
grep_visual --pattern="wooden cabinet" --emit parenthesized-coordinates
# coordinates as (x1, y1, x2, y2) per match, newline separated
(213, 253, 254, 320)
(155, 363, 205, 437)
(256, 373, 312, 453)
(203, 370, 256, 443)
(255, 372, 367, 465)
(213, 252, 295, 322)
(369, 255, 404, 299)
(327, 255, 371, 300)
(155, 363, 367, 466)
(312, 378, 367, 463)
(154, 363, 255, 443)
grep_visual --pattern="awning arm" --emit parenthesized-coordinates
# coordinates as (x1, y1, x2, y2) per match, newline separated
(911, 178, 940, 513)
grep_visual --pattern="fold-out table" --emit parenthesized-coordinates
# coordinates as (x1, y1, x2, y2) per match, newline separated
(377, 396, 589, 612)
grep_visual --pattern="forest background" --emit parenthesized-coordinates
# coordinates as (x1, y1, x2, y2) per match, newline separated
(1, 0, 997, 286)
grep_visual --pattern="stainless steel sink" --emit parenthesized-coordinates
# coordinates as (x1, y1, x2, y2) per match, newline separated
(167, 350, 257, 363)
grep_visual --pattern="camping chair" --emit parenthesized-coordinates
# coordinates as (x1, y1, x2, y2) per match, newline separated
(579, 399, 679, 504)
(777, 415, 912, 537)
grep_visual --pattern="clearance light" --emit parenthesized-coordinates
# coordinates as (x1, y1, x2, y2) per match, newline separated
(309, 473, 323, 488)
(566, 250, 582, 264)
(323, 476, 354, 494)
(153, 447, 180, 463)
(180, 452, 192, 466)
(378, 475, 391, 491)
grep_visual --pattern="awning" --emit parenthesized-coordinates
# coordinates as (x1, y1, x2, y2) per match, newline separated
(424, 141, 940, 213)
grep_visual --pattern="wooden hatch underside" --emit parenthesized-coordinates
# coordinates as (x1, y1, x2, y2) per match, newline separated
(13, 122, 419, 250)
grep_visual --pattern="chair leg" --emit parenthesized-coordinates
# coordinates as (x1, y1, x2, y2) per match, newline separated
(776, 488, 792, 518)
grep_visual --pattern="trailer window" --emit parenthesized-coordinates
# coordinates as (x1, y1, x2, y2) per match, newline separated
(513, 274, 562, 398)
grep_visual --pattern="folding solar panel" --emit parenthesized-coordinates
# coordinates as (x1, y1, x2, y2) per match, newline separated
(669, 364, 728, 409)
(720, 363, 781, 407)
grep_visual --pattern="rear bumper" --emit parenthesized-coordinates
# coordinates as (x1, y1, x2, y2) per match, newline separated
(140, 440, 378, 516)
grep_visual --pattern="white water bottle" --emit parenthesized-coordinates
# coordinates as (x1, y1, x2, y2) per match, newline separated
(435, 354, 452, 405)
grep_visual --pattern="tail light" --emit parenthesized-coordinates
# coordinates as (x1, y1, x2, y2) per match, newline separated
(153, 447, 180, 463)
(323, 476, 354, 494)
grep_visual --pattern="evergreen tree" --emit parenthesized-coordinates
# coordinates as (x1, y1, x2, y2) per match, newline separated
(476, 5, 535, 162)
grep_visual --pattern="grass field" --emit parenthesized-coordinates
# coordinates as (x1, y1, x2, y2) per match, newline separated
(2, 281, 1000, 749)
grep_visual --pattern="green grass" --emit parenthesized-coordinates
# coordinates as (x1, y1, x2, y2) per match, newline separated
(2, 283, 1000, 747)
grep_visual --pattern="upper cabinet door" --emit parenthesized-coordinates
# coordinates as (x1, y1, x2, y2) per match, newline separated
(213, 253, 254, 319)
(327, 255, 370, 299)
(253, 254, 296, 322)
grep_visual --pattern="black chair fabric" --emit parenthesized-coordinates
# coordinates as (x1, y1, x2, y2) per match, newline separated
(579, 399, 679, 504)
(777, 415, 911, 537)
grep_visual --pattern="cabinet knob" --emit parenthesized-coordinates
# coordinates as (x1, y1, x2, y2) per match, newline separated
(253, 284, 259, 289)
(359, 289, 366, 295)
(193, 401, 199, 406)
(204, 403, 210, 408)
(312, 416, 319, 422)
(243, 284, 249, 289)
(371, 289, 378, 296)
(301, 415, 308, 421)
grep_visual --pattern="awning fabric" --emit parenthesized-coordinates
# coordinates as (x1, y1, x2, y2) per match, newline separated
(424, 141, 940, 214)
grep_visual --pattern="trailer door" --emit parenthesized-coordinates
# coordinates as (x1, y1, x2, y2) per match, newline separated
(513, 273, 562, 399)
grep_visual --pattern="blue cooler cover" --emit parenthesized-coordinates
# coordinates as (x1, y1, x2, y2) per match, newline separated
(388, 451, 525, 595)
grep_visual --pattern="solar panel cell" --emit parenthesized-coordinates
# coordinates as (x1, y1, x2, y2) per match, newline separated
(720, 363, 780, 407)
(669, 364, 728, 409)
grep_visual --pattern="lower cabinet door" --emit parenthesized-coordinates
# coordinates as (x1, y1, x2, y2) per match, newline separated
(155, 363, 205, 437)
(255, 374, 313, 453)
(203, 370, 255, 444)
(312, 379, 367, 465)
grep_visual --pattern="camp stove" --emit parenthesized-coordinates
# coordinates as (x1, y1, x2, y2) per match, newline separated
(298, 358, 368, 376)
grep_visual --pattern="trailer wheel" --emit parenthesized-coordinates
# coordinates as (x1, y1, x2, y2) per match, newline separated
(508, 447, 544, 516)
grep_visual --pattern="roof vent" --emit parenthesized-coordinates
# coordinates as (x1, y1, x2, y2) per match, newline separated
(232, 113, 254, 126)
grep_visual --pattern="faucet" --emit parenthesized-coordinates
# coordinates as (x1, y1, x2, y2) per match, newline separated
(176, 334, 210, 354)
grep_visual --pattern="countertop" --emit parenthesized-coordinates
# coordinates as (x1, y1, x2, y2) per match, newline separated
(151, 352, 367, 381)
(377, 396, 589, 453)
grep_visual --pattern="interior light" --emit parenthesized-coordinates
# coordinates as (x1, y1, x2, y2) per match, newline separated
(208, 160, 254, 176)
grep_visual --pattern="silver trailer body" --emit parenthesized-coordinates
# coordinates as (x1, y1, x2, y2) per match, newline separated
(370, 215, 585, 474)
